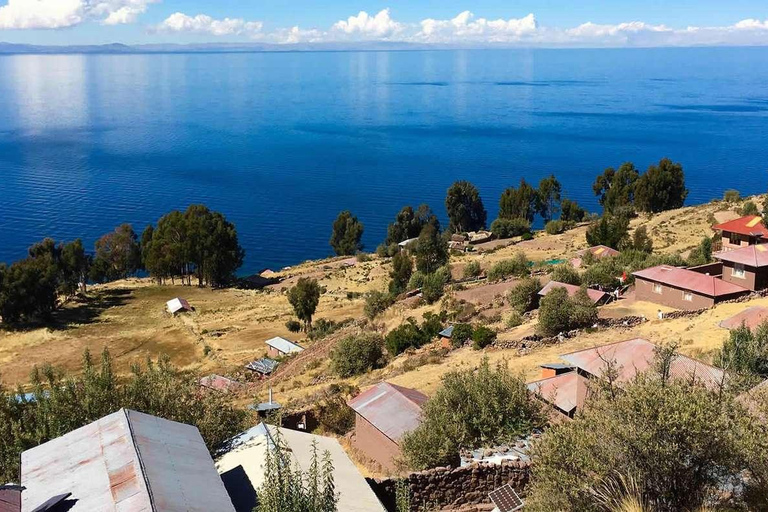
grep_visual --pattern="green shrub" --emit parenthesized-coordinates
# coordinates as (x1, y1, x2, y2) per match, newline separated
(407, 271, 426, 291)
(451, 323, 473, 348)
(490, 217, 531, 239)
(356, 252, 371, 262)
(385, 319, 428, 356)
(422, 272, 446, 304)
(723, 189, 741, 203)
(537, 287, 597, 336)
(487, 253, 529, 282)
(421, 311, 447, 339)
(506, 277, 542, 313)
(463, 260, 481, 279)
(545, 220, 565, 235)
(521, 232, 534, 241)
(550, 264, 581, 285)
(316, 394, 356, 435)
(309, 318, 350, 341)
(285, 319, 302, 333)
(364, 290, 394, 320)
(505, 311, 524, 328)
(472, 325, 497, 350)
(331, 333, 385, 377)
(742, 200, 760, 216)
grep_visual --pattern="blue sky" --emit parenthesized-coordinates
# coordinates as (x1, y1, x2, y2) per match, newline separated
(1, 0, 767, 46)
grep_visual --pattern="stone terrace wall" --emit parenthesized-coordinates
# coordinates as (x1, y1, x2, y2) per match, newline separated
(370, 460, 530, 512)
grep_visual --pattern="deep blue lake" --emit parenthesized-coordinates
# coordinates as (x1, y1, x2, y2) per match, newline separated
(1, 47, 767, 273)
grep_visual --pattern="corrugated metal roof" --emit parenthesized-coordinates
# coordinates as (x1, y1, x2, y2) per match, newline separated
(21, 409, 236, 512)
(713, 215, 768, 237)
(216, 424, 386, 512)
(199, 375, 243, 392)
(560, 338, 725, 390)
(527, 371, 589, 414)
(632, 265, 749, 297)
(347, 382, 428, 443)
(439, 325, 454, 338)
(245, 358, 279, 375)
(265, 336, 303, 354)
(584, 245, 620, 259)
(719, 306, 768, 330)
(166, 297, 192, 314)
(538, 281, 608, 304)
(715, 244, 768, 267)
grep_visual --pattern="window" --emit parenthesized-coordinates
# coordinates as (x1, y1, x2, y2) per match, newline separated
(683, 291, 693, 302)
(732, 263, 746, 279)
(729, 232, 740, 245)
(653, 283, 663, 294)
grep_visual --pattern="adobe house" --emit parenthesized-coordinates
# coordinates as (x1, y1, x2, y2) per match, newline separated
(347, 382, 428, 473)
(712, 215, 768, 251)
(265, 336, 304, 358)
(714, 244, 768, 291)
(632, 265, 748, 310)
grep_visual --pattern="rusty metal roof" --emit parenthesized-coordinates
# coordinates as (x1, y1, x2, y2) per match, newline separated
(719, 306, 768, 330)
(712, 215, 768, 237)
(347, 382, 428, 443)
(632, 265, 749, 297)
(715, 244, 768, 267)
(527, 371, 589, 414)
(538, 281, 608, 304)
(199, 374, 244, 392)
(21, 409, 236, 512)
(583, 245, 620, 259)
(559, 338, 725, 390)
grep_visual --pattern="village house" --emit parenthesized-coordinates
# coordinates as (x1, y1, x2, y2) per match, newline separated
(19, 409, 236, 512)
(216, 423, 385, 512)
(537, 281, 610, 305)
(528, 338, 726, 418)
(166, 297, 193, 315)
(712, 215, 768, 251)
(720, 306, 768, 330)
(714, 243, 768, 291)
(438, 325, 454, 349)
(265, 336, 304, 357)
(633, 265, 749, 310)
(348, 382, 428, 473)
(200, 374, 244, 393)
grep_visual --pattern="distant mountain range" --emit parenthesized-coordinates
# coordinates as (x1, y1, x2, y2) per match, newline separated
(0, 41, 444, 54)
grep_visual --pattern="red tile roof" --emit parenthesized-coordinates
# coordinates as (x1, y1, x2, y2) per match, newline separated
(560, 338, 725, 390)
(714, 244, 768, 267)
(712, 215, 768, 238)
(348, 382, 427, 443)
(632, 265, 749, 297)
(538, 281, 608, 304)
(719, 306, 768, 330)
(527, 371, 590, 414)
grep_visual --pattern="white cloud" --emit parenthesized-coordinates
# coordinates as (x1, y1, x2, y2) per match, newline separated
(158, 12, 263, 36)
(415, 11, 538, 43)
(733, 18, 768, 30)
(332, 9, 402, 38)
(0, 0, 156, 28)
(267, 25, 324, 44)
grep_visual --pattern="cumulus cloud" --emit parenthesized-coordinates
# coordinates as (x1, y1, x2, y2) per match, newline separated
(332, 9, 402, 39)
(158, 12, 263, 36)
(415, 11, 538, 43)
(733, 18, 768, 30)
(0, 0, 156, 29)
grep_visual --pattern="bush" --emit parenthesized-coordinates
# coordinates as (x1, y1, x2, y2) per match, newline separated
(742, 200, 760, 216)
(506, 311, 524, 328)
(421, 311, 447, 339)
(545, 220, 565, 235)
(560, 198, 588, 223)
(521, 232, 534, 241)
(356, 252, 371, 262)
(586, 214, 629, 250)
(309, 318, 350, 341)
(422, 272, 446, 304)
(472, 325, 497, 350)
(364, 290, 394, 320)
(723, 189, 741, 203)
(627, 225, 653, 253)
(385, 319, 428, 356)
(490, 217, 531, 239)
(487, 253, 529, 282)
(316, 394, 356, 435)
(407, 271, 426, 291)
(400, 358, 545, 470)
(451, 323, 473, 348)
(463, 260, 481, 279)
(687, 236, 714, 266)
(507, 277, 542, 314)
(550, 264, 581, 285)
(389, 251, 413, 295)
(285, 319, 302, 333)
(330, 333, 385, 377)
(537, 287, 597, 336)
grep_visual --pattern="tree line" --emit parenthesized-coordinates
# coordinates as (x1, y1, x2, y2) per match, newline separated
(0, 205, 243, 325)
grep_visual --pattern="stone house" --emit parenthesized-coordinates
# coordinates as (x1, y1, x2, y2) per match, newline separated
(714, 243, 768, 291)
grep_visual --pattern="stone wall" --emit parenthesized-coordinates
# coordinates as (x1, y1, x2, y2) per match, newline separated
(370, 460, 530, 511)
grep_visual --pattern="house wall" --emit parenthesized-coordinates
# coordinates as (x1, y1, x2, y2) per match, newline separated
(267, 346, 283, 358)
(352, 413, 402, 473)
(634, 277, 715, 311)
(721, 231, 759, 251)
(720, 261, 768, 291)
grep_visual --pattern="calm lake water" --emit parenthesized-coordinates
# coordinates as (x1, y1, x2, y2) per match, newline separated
(1, 47, 767, 273)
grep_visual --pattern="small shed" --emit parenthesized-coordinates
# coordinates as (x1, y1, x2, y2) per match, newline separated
(265, 336, 304, 358)
(166, 297, 193, 315)
(438, 325, 454, 348)
(200, 374, 244, 393)
(246, 358, 279, 377)
(398, 238, 419, 251)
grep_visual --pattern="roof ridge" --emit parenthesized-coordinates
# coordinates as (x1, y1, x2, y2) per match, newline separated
(122, 409, 158, 512)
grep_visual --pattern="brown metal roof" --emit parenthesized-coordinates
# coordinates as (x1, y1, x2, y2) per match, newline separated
(538, 281, 608, 304)
(560, 338, 725, 390)
(527, 371, 589, 414)
(583, 245, 620, 259)
(712, 215, 768, 238)
(21, 409, 236, 512)
(719, 306, 768, 330)
(348, 382, 427, 443)
(715, 244, 768, 267)
(632, 265, 749, 297)
(199, 374, 244, 392)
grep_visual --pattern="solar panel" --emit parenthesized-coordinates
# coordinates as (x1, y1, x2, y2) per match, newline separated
(489, 484, 524, 512)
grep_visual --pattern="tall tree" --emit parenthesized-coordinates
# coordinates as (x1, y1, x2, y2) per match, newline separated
(536, 175, 562, 223)
(560, 198, 588, 223)
(329, 211, 364, 256)
(585, 214, 630, 250)
(90, 224, 141, 282)
(592, 162, 639, 214)
(415, 223, 449, 274)
(634, 158, 689, 213)
(60, 239, 90, 295)
(389, 251, 413, 295)
(445, 181, 487, 233)
(288, 278, 322, 332)
(499, 179, 537, 222)
(385, 205, 439, 246)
